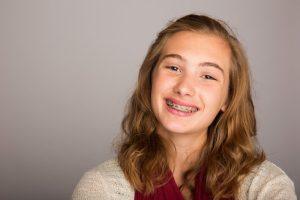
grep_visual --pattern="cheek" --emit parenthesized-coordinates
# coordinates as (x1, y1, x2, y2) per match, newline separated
(199, 86, 226, 109)
(151, 74, 165, 105)
(153, 73, 174, 92)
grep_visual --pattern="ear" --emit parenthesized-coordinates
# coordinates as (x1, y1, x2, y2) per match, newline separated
(221, 103, 227, 112)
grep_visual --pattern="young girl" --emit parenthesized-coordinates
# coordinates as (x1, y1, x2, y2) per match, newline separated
(72, 14, 296, 200)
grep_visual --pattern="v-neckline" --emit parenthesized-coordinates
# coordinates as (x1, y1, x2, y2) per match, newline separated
(167, 166, 209, 200)
(168, 170, 186, 200)
(134, 166, 211, 200)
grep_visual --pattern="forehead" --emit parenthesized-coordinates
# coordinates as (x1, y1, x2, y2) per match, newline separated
(160, 31, 231, 73)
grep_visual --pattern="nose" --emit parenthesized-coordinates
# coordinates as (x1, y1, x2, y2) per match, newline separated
(173, 74, 195, 96)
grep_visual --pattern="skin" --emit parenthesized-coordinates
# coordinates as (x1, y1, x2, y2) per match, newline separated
(150, 31, 231, 188)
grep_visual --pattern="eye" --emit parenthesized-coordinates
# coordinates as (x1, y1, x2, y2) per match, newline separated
(166, 66, 181, 72)
(202, 74, 216, 80)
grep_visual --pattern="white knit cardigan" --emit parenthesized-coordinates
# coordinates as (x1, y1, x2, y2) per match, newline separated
(72, 159, 297, 200)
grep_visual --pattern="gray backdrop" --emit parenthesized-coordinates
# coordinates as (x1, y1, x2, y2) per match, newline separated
(0, 0, 299, 199)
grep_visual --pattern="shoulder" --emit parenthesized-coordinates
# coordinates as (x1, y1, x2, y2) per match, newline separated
(72, 158, 134, 200)
(238, 160, 297, 200)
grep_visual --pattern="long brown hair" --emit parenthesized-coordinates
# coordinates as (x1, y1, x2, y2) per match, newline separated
(115, 14, 265, 200)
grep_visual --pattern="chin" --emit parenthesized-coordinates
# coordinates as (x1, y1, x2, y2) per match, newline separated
(159, 121, 192, 135)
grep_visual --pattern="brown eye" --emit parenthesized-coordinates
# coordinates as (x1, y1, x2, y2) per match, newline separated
(202, 75, 216, 80)
(166, 66, 180, 72)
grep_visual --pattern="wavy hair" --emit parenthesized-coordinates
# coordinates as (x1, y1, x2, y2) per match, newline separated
(115, 14, 265, 200)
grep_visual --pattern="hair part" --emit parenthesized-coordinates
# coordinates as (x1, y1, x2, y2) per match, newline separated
(115, 13, 265, 200)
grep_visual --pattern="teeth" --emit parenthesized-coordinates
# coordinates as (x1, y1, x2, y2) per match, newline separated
(166, 99, 198, 113)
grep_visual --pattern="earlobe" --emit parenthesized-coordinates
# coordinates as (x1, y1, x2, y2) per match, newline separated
(221, 97, 229, 112)
(221, 104, 227, 112)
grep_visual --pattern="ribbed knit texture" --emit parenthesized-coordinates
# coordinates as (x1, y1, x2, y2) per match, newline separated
(72, 159, 297, 200)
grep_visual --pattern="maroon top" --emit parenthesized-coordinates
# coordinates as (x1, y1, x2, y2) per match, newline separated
(134, 167, 212, 200)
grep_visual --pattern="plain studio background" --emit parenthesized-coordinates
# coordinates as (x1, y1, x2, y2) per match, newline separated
(0, 0, 299, 199)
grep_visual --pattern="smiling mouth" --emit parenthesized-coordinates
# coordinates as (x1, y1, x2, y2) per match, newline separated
(165, 99, 199, 113)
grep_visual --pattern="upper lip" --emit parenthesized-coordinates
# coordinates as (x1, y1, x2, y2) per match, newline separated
(165, 97, 199, 109)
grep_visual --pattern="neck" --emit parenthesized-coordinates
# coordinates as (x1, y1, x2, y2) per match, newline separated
(157, 126, 207, 172)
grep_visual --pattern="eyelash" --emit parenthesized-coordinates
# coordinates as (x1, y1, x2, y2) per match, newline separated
(202, 75, 216, 80)
(166, 66, 180, 72)
(166, 66, 217, 81)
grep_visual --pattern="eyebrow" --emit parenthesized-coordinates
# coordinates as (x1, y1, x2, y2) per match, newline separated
(159, 53, 224, 75)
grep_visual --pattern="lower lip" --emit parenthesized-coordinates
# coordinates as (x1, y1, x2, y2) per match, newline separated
(165, 101, 197, 117)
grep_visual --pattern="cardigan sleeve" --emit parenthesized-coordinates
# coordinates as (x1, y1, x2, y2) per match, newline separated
(247, 161, 297, 200)
(255, 174, 297, 200)
(71, 159, 134, 200)
(72, 169, 108, 200)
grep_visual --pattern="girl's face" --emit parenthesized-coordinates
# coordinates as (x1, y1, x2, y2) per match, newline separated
(151, 31, 231, 137)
